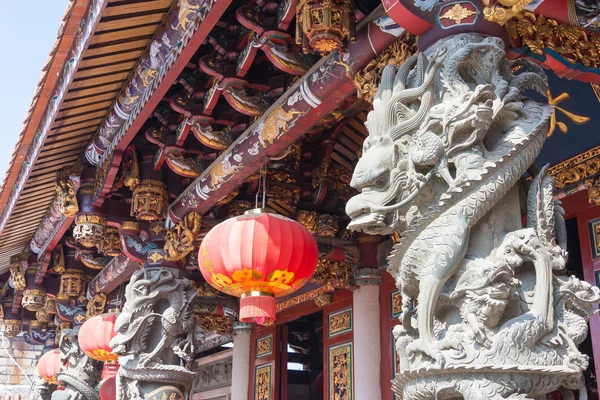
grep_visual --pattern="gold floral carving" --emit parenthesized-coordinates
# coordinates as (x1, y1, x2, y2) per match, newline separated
(266, 184, 300, 209)
(547, 89, 590, 137)
(328, 343, 353, 400)
(164, 212, 202, 261)
(354, 36, 416, 102)
(483, 0, 532, 25)
(316, 214, 339, 237)
(1, 319, 22, 338)
(123, 148, 140, 190)
(391, 290, 403, 318)
(36, 308, 52, 323)
(228, 200, 252, 217)
(9, 256, 26, 291)
(440, 3, 477, 24)
(276, 284, 335, 312)
(506, 12, 600, 69)
(257, 335, 273, 358)
(191, 281, 219, 297)
(52, 245, 65, 274)
(99, 226, 122, 257)
(312, 260, 352, 288)
(328, 308, 352, 337)
(254, 364, 272, 400)
(314, 293, 332, 307)
(86, 293, 107, 318)
(55, 168, 79, 218)
(297, 210, 319, 233)
(195, 315, 232, 335)
(548, 146, 600, 189)
(587, 178, 600, 205)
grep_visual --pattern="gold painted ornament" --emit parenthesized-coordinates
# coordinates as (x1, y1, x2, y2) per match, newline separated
(131, 179, 168, 221)
(73, 213, 107, 248)
(9, 256, 26, 291)
(296, 0, 356, 55)
(98, 226, 122, 257)
(59, 269, 86, 298)
(22, 288, 47, 312)
(2, 319, 22, 338)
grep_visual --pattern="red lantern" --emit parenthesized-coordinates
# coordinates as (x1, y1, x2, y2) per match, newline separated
(37, 349, 61, 385)
(199, 210, 318, 325)
(78, 313, 118, 362)
(99, 376, 117, 400)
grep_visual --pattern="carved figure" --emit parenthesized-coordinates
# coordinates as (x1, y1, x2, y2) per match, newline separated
(110, 268, 197, 399)
(346, 33, 598, 398)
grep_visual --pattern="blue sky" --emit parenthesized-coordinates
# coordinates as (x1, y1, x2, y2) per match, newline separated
(0, 1, 70, 185)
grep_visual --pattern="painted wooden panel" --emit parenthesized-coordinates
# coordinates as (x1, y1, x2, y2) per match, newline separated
(256, 335, 273, 358)
(328, 307, 353, 337)
(390, 289, 402, 319)
(328, 342, 354, 400)
(254, 363, 273, 400)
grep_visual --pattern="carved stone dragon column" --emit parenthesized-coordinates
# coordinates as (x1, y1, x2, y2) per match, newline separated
(52, 326, 101, 400)
(110, 221, 197, 400)
(346, 29, 600, 399)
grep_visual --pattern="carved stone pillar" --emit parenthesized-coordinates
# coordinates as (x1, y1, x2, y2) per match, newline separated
(110, 222, 197, 400)
(346, 31, 600, 399)
(353, 235, 383, 400)
(231, 322, 252, 400)
(52, 326, 101, 400)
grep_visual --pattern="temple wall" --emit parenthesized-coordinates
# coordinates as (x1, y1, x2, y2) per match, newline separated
(0, 337, 43, 397)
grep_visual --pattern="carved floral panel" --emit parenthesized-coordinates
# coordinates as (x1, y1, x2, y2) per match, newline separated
(328, 307, 352, 338)
(390, 290, 402, 319)
(254, 363, 272, 400)
(256, 335, 273, 358)
(328, 342, 353, 400)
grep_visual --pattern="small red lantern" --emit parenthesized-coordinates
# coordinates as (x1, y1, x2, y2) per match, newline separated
(199, 210, 318, 325)
(78, 312, 118, 362)
(37, 349, 61, 385)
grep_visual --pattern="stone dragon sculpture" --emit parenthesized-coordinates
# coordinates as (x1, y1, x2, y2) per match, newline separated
(346, 33, 600, 399)
(109, 268, 197, 400)
(51, 327, 101, 400)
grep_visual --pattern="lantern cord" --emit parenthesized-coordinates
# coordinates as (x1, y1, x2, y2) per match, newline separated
(0, 331, 33, 385)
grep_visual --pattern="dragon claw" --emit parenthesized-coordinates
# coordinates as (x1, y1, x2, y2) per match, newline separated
(406, 338, 445, 366)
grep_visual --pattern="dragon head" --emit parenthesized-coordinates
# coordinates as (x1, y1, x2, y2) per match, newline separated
(346, 34, 549, 236)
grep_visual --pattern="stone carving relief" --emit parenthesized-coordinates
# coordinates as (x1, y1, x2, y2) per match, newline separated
(52, 327, 101, 400)
(346, 33, 600, 399)
(110, 268, 197, 399)
(193, 356, 232, 393)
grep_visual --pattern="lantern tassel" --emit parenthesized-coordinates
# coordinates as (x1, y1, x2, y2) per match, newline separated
(240, 295, 276, 325)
